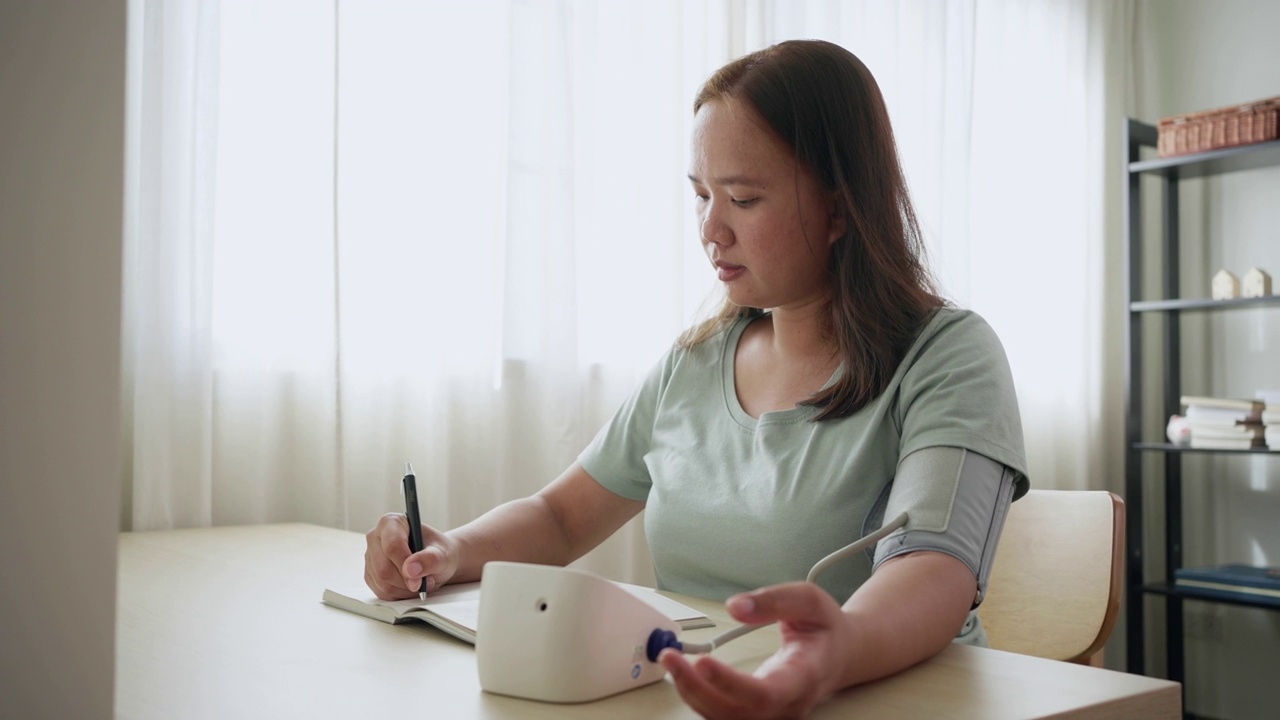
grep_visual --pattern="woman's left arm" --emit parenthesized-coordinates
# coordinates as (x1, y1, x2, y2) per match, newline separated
(660, 550, 974, 720)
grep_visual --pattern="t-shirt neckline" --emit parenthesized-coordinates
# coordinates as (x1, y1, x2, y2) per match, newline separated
(720, 315, 843, 428)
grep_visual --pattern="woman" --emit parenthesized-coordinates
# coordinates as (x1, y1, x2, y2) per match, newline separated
(364, 39, 1028, 719)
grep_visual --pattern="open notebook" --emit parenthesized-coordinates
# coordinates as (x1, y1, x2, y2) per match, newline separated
(322, 579, 714, 644)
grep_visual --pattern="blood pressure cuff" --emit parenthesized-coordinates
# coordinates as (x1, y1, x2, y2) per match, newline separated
(869, 446, 1024, 608)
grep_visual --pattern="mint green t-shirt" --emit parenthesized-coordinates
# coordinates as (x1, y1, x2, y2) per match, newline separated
(578, 308, 1028, 604)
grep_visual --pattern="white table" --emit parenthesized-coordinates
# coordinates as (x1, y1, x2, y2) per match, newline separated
(116, 524, 1181, 719)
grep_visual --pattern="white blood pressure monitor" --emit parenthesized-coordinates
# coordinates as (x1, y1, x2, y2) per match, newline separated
(475, 561, 679, 703)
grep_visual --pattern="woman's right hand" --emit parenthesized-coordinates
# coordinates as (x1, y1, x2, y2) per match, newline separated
(364, 512, 459, 600)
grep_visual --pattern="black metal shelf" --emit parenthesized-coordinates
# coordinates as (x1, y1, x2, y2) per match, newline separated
(1129, 138, 1280, 178)
(1143, 583, 1280, 612)
(1131, 295, 1280, 312)
(1123, 115, 1280, 697)
(1134, 443, 1280, 455)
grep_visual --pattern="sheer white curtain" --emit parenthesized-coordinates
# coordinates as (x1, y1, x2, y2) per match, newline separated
(122, 0, 221, 529)
(124, 0, 1130, 584)
(747, 0, 1132, 491)
(125, 0, 728, 583)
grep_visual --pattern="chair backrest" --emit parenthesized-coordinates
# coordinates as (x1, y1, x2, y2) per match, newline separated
(978, 489, 1125, 665)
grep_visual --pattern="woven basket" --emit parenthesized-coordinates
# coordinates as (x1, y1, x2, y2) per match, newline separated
(1158, 96, 1280, 158)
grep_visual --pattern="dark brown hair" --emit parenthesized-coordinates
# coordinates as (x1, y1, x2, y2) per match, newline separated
(679, 39, 943, 421)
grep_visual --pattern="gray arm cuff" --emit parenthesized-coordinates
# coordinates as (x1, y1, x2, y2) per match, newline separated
(871, 447, 1019, 607)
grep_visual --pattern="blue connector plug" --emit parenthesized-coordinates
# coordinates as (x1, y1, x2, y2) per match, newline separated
(646, 628, 683, 662)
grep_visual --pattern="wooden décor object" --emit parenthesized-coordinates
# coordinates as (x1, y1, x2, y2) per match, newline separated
(1242, 267, 1272, 298)
(1212, 269, 1240, 300)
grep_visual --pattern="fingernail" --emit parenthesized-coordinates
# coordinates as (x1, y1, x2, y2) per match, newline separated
(406, 561, 422, 576)
(727, 595, 755, 615)
(658, 650, 678, 671)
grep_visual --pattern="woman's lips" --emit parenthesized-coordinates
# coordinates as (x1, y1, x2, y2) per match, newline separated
(716, 263, 745, 282)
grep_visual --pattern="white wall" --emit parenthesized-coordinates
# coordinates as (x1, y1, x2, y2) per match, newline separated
(1135, 1, 1280, 718)
(0, 1, 127, 718)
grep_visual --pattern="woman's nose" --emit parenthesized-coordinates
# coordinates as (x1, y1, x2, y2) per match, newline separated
(700, 202, 732, 246)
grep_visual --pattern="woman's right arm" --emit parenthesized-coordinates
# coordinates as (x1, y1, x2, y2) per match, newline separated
(364, 461, 645, 600)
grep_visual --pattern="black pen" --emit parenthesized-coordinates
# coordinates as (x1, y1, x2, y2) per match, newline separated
(402, 461, 428, 601)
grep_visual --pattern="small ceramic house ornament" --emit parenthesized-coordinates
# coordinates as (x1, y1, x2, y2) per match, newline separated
(1211, 269, 1240, 299)
(1242, 267, 1272, 298)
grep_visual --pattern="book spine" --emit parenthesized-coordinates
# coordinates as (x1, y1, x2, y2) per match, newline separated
(1174, 581, 1280, 606)
(1174, 572, 1280, 591)
(1180, 395, 1264, 412)
(1175, 576, 1280, 591)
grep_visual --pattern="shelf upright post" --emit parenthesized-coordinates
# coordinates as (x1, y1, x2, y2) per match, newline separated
(1123, 118, 1156, 675)
(1161, 165, 1185, 687)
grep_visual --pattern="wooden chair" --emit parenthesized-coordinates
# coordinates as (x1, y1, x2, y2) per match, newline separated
(978, 489, 1125, 665)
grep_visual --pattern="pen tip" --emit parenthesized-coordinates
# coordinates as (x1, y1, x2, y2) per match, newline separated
(405, 461, 414, 476)
(420, 591, 428, 602)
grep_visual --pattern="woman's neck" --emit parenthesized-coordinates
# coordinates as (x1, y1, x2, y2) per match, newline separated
(762, 301, 838, 365)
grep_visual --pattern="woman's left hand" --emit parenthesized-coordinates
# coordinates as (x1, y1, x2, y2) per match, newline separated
(659, 582, 853, 720)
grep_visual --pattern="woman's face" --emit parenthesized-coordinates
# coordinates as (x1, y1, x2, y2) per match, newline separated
(688, 98, 842, 312)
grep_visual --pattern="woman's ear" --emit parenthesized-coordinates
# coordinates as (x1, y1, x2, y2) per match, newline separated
(827, 194, 846, 246)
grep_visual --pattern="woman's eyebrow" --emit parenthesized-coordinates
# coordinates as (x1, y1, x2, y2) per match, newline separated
(686, 173, 767, 189)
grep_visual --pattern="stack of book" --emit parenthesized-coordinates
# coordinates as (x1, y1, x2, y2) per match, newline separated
(1180, 395, 1266, 450)
(1174, 564, 1280, 608)
(1266, 403, 1280, 450)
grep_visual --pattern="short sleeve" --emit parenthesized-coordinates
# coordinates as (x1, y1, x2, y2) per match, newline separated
(577, 347, 678, 501)
(894, 311, 1029, 497)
